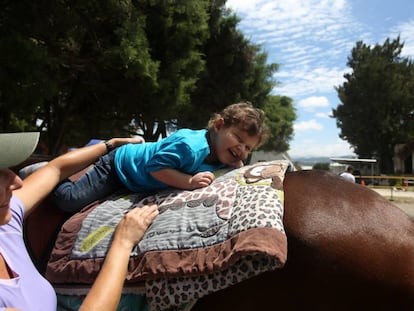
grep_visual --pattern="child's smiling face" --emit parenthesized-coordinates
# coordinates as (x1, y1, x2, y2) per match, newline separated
(212, 118, 260, 168)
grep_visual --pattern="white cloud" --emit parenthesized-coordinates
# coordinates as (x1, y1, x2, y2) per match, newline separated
(289, 138, 355, 158)
(389, 20, 414, 57)
(293, 119, 323, 132)
(298, 96, 329, 111)
(226, 0, 358, 99)
(315, 111, 332, 118)
(274, 66, 350, 97)
(225, 0, 259, 13)
(227, 0, 413, 159)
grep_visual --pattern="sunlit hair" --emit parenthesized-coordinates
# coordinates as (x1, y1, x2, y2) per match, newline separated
(207, 102, 269, 148)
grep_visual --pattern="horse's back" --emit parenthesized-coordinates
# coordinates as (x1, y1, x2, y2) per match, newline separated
(194, 170, 414, 310)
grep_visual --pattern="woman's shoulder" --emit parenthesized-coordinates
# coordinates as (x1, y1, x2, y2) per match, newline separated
(0, 196, 25, 231)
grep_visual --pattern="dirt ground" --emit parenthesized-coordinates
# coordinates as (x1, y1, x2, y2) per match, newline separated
(369, 188, 414, 219)
(388, 198, 414, 219)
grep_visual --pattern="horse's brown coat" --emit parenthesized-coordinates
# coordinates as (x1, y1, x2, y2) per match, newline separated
(25, 169, 414, 309)
(193, 170, 414, 310)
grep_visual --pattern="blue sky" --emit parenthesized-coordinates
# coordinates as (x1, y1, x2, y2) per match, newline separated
(225, 0, 414, 158)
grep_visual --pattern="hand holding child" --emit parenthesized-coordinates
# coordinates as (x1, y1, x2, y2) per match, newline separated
(106, 137, 144, 149)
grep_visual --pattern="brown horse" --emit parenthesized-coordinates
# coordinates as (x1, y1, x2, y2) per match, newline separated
(193, 169, 414, 310)
(25, 169, 414, 310)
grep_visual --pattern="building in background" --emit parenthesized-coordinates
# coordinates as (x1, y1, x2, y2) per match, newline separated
(394, 143, 414, 174)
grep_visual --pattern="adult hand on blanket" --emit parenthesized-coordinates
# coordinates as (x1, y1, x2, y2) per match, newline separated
(115, 203, 159, 249)
(79, 203, 158, 311)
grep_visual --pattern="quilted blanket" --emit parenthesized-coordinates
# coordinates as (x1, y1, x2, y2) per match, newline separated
(45, 160, 290, 311)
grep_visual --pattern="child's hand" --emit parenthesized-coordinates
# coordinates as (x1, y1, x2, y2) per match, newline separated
(189, 171, 215, 189)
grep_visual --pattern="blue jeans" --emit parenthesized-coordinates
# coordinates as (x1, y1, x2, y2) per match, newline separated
(52, 149, 124, 212)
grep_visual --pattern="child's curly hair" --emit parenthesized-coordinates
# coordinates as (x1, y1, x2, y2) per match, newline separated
(207, 102, 269, 148)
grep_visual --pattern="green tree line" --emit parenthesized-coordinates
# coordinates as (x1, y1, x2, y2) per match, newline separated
(0, 0, 296, 155)
(334, 36, 414, 173)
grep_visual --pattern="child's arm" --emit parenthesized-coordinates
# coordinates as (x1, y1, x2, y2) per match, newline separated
(150, 169, 215, 190)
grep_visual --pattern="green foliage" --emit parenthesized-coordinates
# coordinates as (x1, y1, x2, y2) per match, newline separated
(0, 34, 58, 132)
(293, 162, 303, 171)
(333, 37, 414, 173)
(261, 96, 296, 152)
(312, 162, 330, 170)
(1, 0, 296, 155)
(1, 0, 159, 151)
(179, 3, 290, 149)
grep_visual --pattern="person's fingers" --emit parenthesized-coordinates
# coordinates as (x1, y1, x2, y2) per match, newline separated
(117, 203, 158, 248)
(132, 203, 159, 225)
(139, 203, 159, 224)
(200, 171, 215, 181)
(129, 137, 145, 144)
(206, 171, 215, 177)
(194, 173, 214, 187)
(137, 203, 158, 214)
(206, 175, 214, 183)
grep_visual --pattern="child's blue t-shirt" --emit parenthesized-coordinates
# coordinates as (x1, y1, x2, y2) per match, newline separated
(114, 128, 224, 192)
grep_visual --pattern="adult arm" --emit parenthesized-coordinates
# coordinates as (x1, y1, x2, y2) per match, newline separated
(13, 137, 143, 216)
(79, 203, 158, 311)
(150, 169, 215, 190)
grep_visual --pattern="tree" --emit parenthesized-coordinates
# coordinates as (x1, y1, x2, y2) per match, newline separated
(181, 3, 278, 126)
(175, 2, 296, 152)
(0, 3, 58, 133)
(261, 95, 296, 152)
(1, 0, 159, 153)
(128, 0, 210, 141)
(312, 162, 330, 170)
(0, 0, 296, 155)
(333, 37, 414, 173)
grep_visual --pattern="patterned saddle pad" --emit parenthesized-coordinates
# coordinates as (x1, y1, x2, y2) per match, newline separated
(46, 160, 291, 310)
